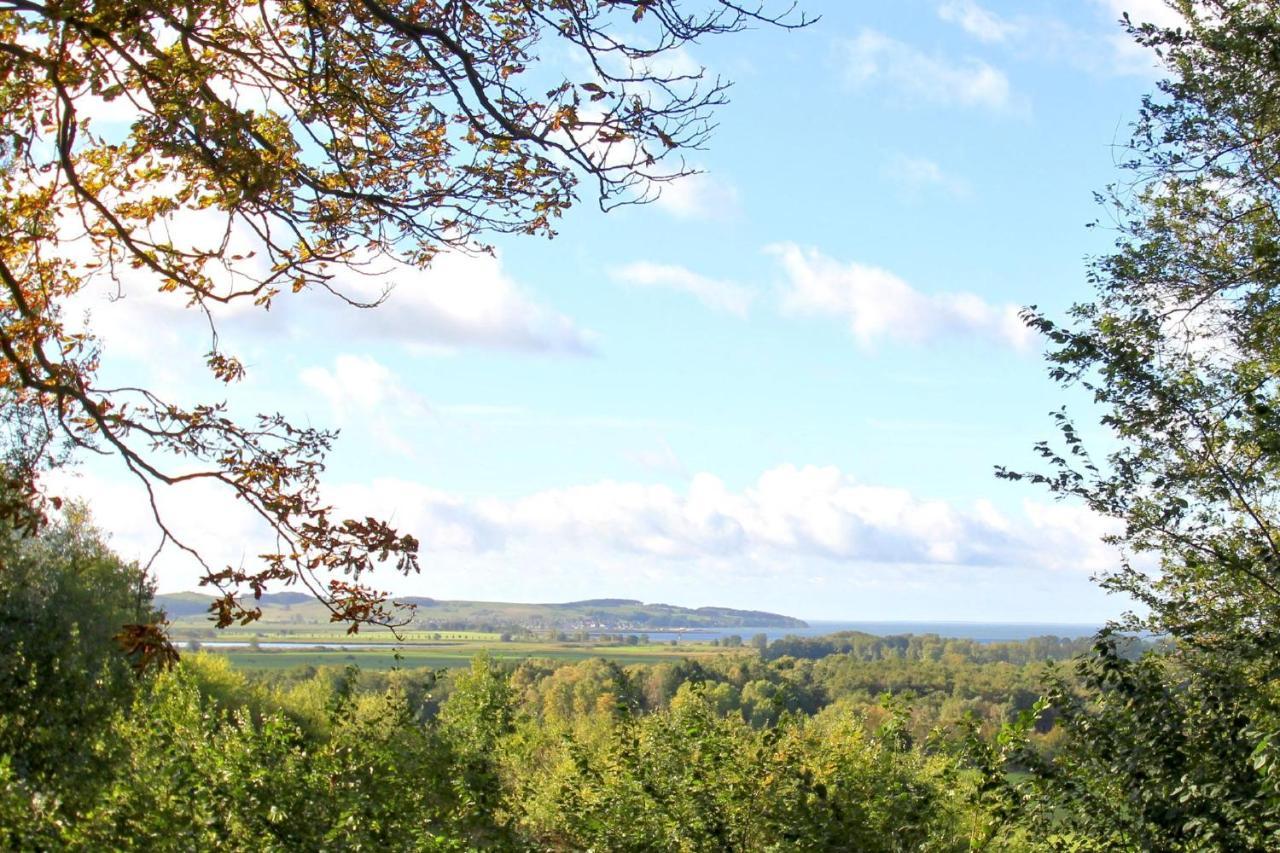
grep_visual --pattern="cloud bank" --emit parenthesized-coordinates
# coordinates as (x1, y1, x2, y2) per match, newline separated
(319, 464, 1117, 575)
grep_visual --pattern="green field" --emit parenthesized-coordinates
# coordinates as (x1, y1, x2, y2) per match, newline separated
(177, 628, 503, 644)
(195, 637, 736, 671)
(164, 590, 771, 672)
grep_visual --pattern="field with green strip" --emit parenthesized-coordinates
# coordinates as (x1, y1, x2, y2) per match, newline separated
(192, 637, 735, 671)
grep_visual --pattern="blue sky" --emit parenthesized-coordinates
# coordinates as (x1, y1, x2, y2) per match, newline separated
(59, 0, 1183, 621)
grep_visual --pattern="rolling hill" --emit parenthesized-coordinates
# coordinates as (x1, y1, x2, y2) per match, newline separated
(157, 592, 807, 632)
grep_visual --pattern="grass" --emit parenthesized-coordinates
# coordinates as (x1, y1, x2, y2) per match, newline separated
(174, 628, 503, 643)
(197, 637, 736, 672)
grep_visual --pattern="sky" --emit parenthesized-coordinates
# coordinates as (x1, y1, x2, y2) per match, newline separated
(53, 0, 1186, 622)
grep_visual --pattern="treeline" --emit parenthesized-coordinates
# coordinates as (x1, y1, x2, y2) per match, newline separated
(763, 632, 1108, 665)
(498, 641, 1088, 740)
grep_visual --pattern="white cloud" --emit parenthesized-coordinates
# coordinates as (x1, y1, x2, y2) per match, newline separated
(329, 250, 596, 355)
(76, 91, 147, 127)
(1107, 34, 1165, 76)
(1021, 499, 1122, 575)
(653, 171, 740, 220)
(768, 243, 1033, 350)
(44, 466, 276, 594)
(61, 228, 594, 432)
(327, 480, 509, 554)
(882, 154, 971, 198)
(300, 354, 426, 420)
(937, 1, 1020, 43)
(635, 45, 705, 81)
(1087, 2, 1189, 76)
(299, 354, 432, 457)
(611, 261, 753, 317)
(838, 28, 1014, 112)
(60, 206, 281, 356)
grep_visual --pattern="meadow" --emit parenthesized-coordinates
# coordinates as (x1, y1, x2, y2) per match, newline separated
(191, 635, 736, 671)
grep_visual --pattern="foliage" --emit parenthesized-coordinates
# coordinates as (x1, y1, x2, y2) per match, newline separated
(50, 663, 472, 850)
(765, 630, 1102, 665)
(0, 510, 1088, 849)
(435, 653, 522, 844)
(0, 497, 157, 791)
(1002, 0, 1280, 645)
(0, 0, 806, 631)
(995, 2, 1280, 849)
(986, 631, 1279, 851)
(499, 683, 974, 851)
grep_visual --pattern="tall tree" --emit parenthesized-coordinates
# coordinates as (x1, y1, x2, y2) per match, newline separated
(1004, 0, 1280, 645)
(0, 0, 806, 634)
(0, 492, 161, 791)
(996, 3, 1280, 847)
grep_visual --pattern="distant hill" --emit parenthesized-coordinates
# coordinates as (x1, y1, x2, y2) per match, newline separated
(157, 592, 807, 631)
(154, 591, 219, 618)
(558, 598, 643, 608)
(158, 590, 313, 617)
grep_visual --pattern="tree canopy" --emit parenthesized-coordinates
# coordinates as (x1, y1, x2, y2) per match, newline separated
(0, 0, 806, 635)
(0, 493, 161, 789)
(1003, 0, 1280, 645)
(995, 3, 1280, 846)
